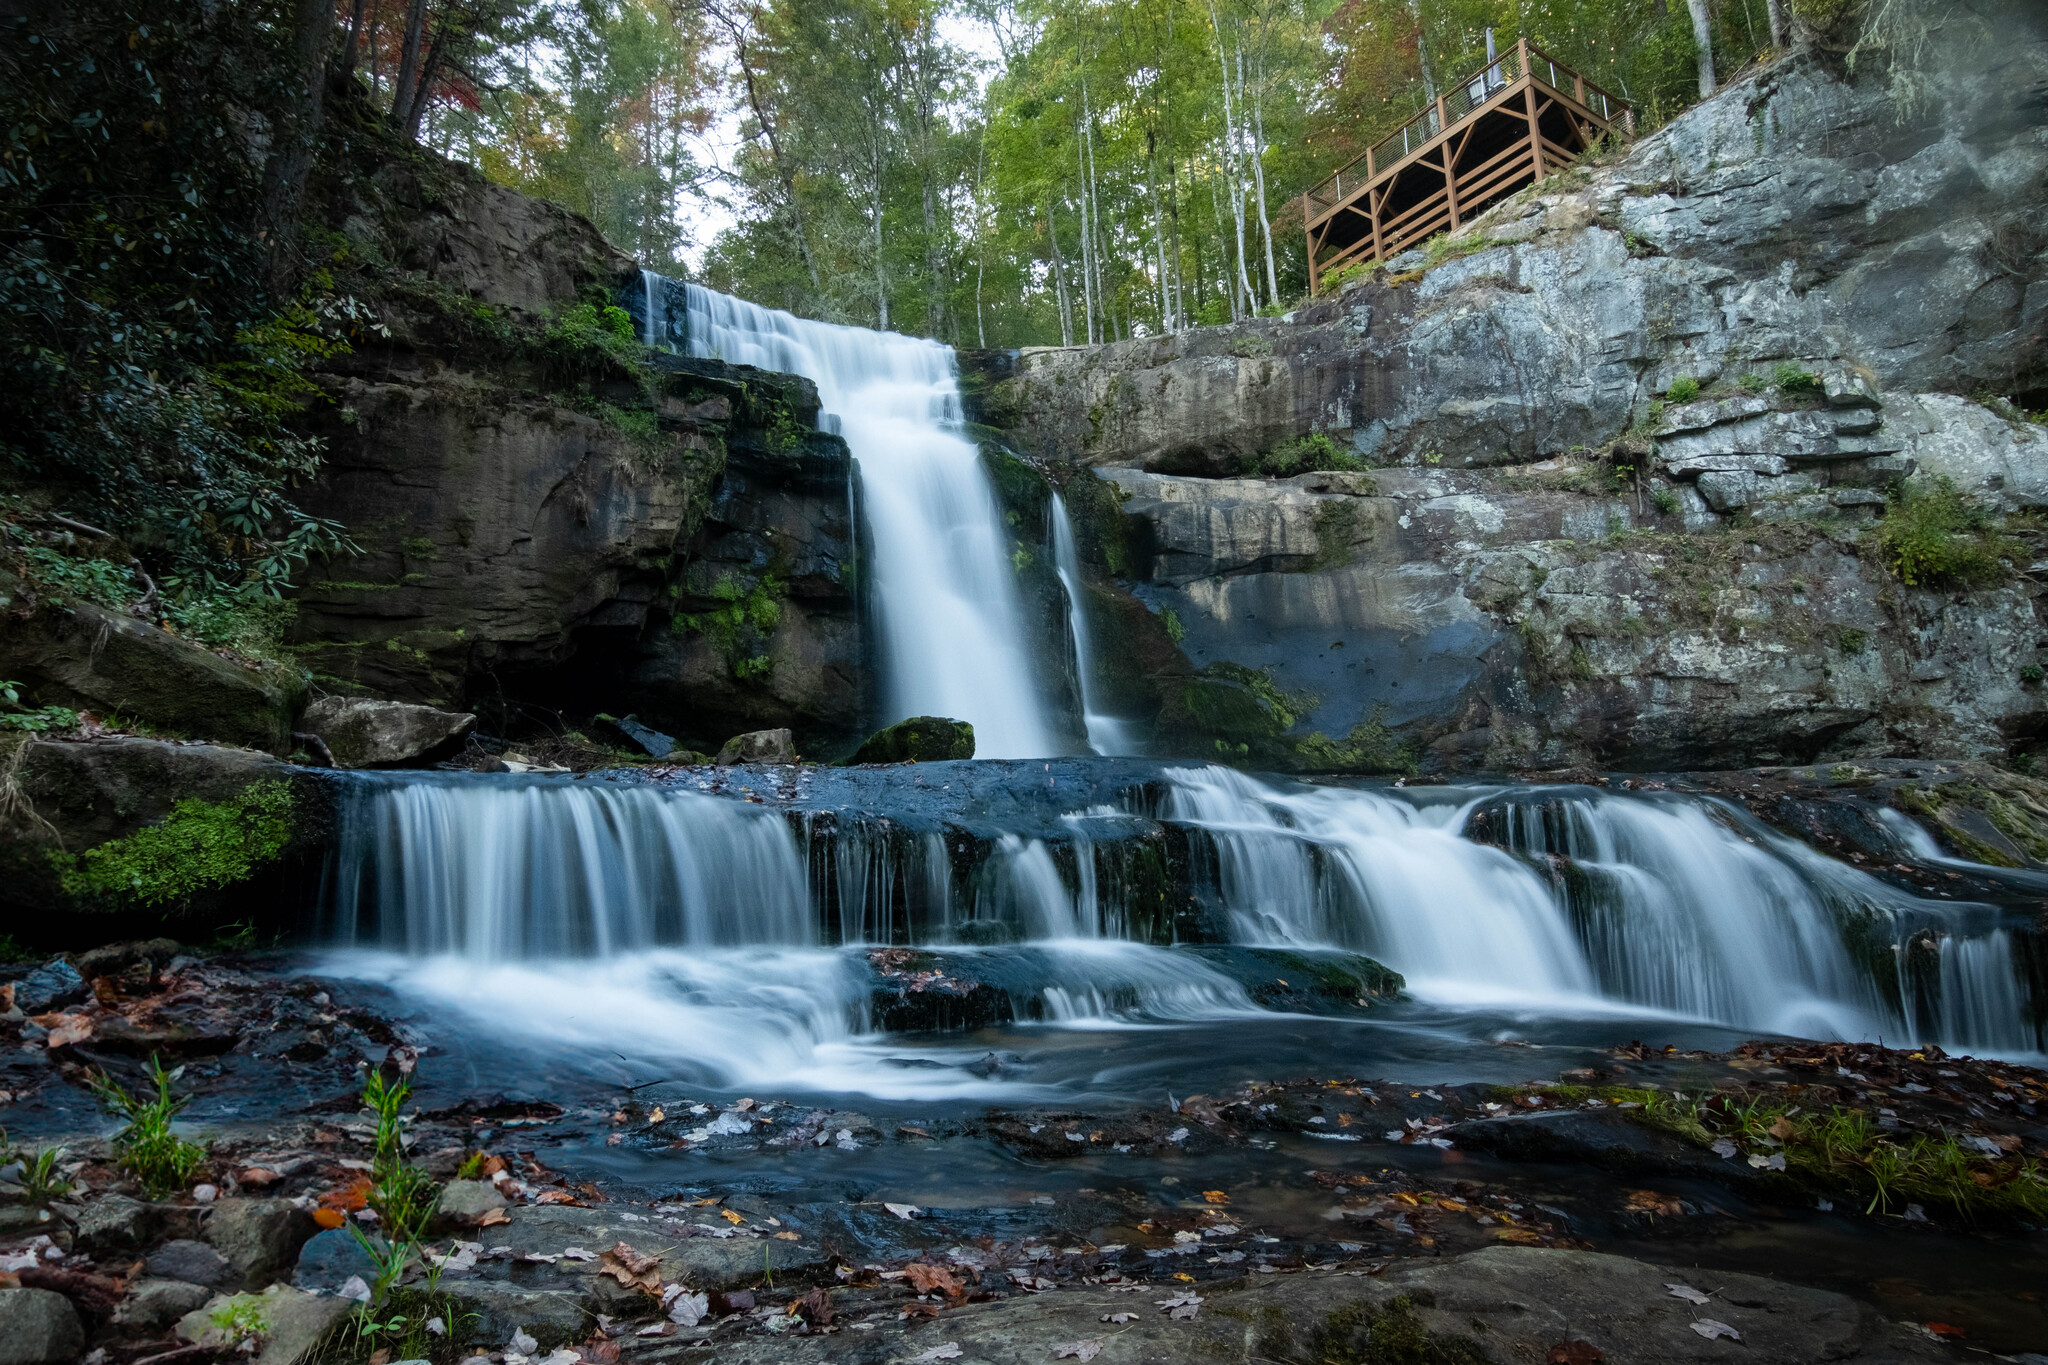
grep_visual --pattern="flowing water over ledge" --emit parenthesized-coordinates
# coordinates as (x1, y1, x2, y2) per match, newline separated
(311, 760, 2045, 1104)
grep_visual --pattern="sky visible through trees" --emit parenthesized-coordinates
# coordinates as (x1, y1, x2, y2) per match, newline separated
(350, 0, 1779, 348)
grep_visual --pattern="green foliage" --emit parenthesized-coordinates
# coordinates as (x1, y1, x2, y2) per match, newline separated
(1871, 477, 2013, 588)
(1739, 373, 1769, 393)
(1834, 626, 1869, 654)
(1256, 433, 1363, 478)
(18, 545, 139, 610)
(4, 1142, 76, 1208)
(2022, 664, 2044, 686)
(87, 1057, 206, 1198)
(0, 3, 364, 596)
(53, 780, 295, 910)
(1775, 362, 1822, 394)
(209, 1297, 271, 1341)
(1310, 500, 1367, 571)
(678, 571, 786, 681)
(1650, 487, 1681, 517)
(542, 302, 644, 373)
(163, 590, 298, 665)
(1160, 607, 1186, 644)
(1294, 707, 1415, 775)
(0, 678, 82, 735)
(360, 1068, 439, 1246)
(1299, 1293, 1492, 1365)
(593, 402, 661, 444)
(1665, 375, 1701, 403)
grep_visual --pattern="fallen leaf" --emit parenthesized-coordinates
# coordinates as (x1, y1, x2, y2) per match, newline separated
(900, 1302, 943, 1320)
(1924, 1322, 1967, 1338)
(720, 1209, 746, 1225)
(884, 1202, 924, 1220)
(477, 1208, 511, 1227)
(1690, 1319, 1741, 1341)
(579, 1340, 621, 1363)
(908, 1345, 961, 1362)
(311, 1208, 346, 1230)
(796, 1287, 835, 1326)
(1172, 1272, 1193, 1283)
(598, 1243, 663, 1295)
(1666, 1284, 1711, 1305)
(647, 1106, 665, 1124)
(1101, 1312, 1135, 1324)
(1710, 1138, 1737, 1160)
(1054, 1341, 1102, 1361)
(906, 1264, 962, 1297)
(772, 1231, 801, 1241)
(1624, 1190, 1683, 1218)
(535, 1189, 581, 1205)
(1157, 1292, 1203, 1320)
(1768, 1116, 1796, 1141)
(1202, 1190, 1230, 1205)
(1546, 1343, 1604, 1364)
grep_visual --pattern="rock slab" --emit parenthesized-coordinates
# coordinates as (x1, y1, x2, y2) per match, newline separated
(0, 1288, 84, 1365)
(299, 696, 475, 768)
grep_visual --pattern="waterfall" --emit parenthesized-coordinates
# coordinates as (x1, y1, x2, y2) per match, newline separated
(320, 766, 2039, 1073)
(1050, 493, 1137, 755)
(678, 281, 1058, 758)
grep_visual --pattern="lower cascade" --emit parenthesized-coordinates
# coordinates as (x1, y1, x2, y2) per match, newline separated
(320, 764, 2043, 1094)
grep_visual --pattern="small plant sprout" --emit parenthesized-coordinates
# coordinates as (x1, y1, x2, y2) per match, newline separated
(86, 1056, 206, 1198)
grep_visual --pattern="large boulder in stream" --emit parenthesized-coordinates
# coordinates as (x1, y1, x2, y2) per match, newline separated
(850, 716, 975, 764)
(714, 727, 796, 765)
(298, 695, 474, 768)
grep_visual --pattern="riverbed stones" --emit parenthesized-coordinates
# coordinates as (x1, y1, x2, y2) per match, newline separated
(203, 1197, 317, 1288)
(69, 1191, 158, 1255)
(436, 1177, 510, 1222)
(175, 1284, 353, 1365)
(714, 726, 798, 765)
(435, 1281, 591, 1349)
(114, 1277, 215, 1333)
(147, 1237, 236, 1288)
(707, 1246, 1947, 1365)
(850, 716, 975, 764)
(298, 696, 475, 768)
(475, 1204, 828, 1293)
(0, 1288, 84, 1365)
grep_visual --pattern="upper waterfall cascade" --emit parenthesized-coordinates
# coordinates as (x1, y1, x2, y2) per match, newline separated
(646, 275, 1062, 758)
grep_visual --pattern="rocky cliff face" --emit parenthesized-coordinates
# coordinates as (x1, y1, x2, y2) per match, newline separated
(979, 9, 2048, 772)
(286, 142, 864, 752)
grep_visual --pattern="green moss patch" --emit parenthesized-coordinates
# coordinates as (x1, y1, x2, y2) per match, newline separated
(54, 779, 296, 911)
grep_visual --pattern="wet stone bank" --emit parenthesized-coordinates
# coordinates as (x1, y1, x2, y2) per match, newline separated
(0, 948, 2043, 1364)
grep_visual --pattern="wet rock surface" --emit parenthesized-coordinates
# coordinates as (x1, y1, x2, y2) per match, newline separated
(298, 697, 475, 769)
(0, 942, 2040, 1362)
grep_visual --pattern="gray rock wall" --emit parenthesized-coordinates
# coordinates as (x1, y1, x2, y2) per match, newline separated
(975, 6, 2048, 772)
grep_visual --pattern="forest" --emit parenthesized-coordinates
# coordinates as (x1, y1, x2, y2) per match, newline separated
(335, 0, 1780, 345)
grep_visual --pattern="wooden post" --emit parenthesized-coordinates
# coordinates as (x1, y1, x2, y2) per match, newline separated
(1304, 194, 1316, 294)
(1525, 80, 1545, 181)
(1435, 93, 1448, 139)
(1575, 73, 1585, 105)
(1369, 185, 1385, 265)
(1443, 147, 1461, 231)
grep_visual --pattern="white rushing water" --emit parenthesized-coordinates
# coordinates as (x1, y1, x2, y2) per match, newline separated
(677, 281, 1058, 758)
(319, 766, 2041, 1094)
(1049, 493, 1136, 756)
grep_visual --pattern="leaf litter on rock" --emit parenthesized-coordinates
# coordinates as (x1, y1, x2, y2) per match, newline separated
(1666, 1283, 1712, 1305)
(1157, 1291, 1202, 1320)
(1690, 1319, 1741, 1341)
(1054, 1341, 1102, 1360)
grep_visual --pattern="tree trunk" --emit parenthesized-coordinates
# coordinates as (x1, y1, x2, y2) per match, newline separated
(401, 25, 445, 143)
(392, 0, 430, 128)
(1765, 0, 1787, 46)
(1247, 48, 1279, 309)
(339, 0, 366, 83)
(258, 0, 337, 295)
(1407, 0, 1438, 103)
(1049, 201, 1075, 347)
(1687, 0, 1717, 98)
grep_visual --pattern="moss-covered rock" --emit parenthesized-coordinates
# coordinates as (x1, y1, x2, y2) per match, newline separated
(849, 717, 975, 764)
(0, 571, 302, 754)
(0, 737, 330, 946)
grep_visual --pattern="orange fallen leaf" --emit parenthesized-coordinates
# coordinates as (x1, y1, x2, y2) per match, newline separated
(904, 1263, 962, 1297)
(1768, 1116, 1797, 1141)
(311, 1208, 346, 1230)
(1202, 1191, 1230, 1205)
(599, 1242, 663, 1295)
(1547, 1342, 1604, 1364)
(1173, 1272, 1193, 1282)
(476, 1208, 511, 1227)
(719, 1209, 745, 1225)
(534, 1189, 580, 1205)
(45, 1014, 95, 1049)
(772, 1231, 801, 1241)
(320, 1177, 372, 1212)
(1925, 1323, 1967, 1338)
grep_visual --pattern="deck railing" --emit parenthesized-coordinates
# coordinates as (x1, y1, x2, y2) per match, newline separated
(1303, 40, 1627, 226)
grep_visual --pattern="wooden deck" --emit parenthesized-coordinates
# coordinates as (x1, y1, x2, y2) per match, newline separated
(1302, 40, 1630, 293)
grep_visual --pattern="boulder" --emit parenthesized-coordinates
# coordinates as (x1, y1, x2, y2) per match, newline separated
(291, 1228, 382, 1294)
(203, 1198, 317, 1288)
(714, 727, 797, 766)
(434, 1281, 591, 1349)
(175, 1285, 353, 1365)
(434, 1178, 509, 1223)
(4, 961, 87, 1016)
(298, 696, 474, 768)
(0, 571, 301, 753)
(0, 1288, 83, 1365)
(69, 1193, 158, 1256)
(114, 1278, 215, 1334)
(147, 1238, 236, 1289)
(849, 717, 975, 764)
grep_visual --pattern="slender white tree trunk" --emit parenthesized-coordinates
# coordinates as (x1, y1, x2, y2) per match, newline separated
(1247, 48, 1279, 309)
(1764, 0, 1786, 46)
(1688, 0, 1717, 97)
(1049, 200, 1075, 346)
